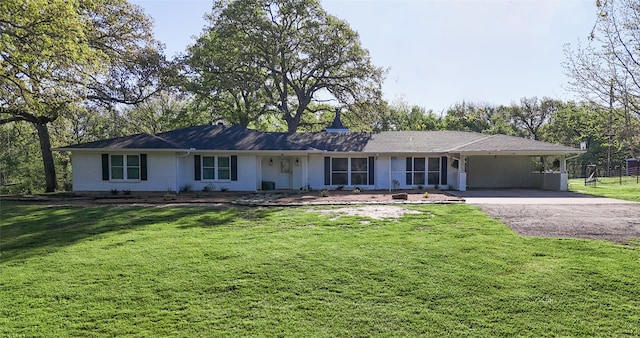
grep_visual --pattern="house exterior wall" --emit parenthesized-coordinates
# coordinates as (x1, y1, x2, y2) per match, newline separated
(466, 156, 536, 189)
(258, 156, 306, 190)
(532, 172, 568, 191)
(305, 155, 454, 191)
(376, 155, 391, 190)
(71, 151, 567, 193)
(180, 153, 257, 192)
(71, 152, 177, 192)
(307, 155, 326, 190)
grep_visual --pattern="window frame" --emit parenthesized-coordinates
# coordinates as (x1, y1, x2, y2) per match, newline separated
(110, 154, 141, 181)
(329, 157, 369, 186)
(201, 155, 232, 181)
(427, 157, 440, 185)
(406, 156, 440, 186)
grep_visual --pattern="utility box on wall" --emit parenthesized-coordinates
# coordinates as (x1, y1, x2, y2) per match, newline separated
(261, 181, 276, 190)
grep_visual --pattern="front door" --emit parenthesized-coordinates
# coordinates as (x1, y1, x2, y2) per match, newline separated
(277, 158, 292, 189)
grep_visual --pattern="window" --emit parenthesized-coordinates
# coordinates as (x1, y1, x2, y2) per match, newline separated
(203, 156, 215, 180)
(111, 155, 124, 179)
(201, 155, 231, 181)
(218, 156, 230, 179)
(406, 157, 425, 185)
(351, 158, 368, 185)
(331, 158, 349, 185)
(110, 155, 140, 180)
(406, 157, 439, 186)
(428, 157, 440, 185)
(329, 157, 369, 186)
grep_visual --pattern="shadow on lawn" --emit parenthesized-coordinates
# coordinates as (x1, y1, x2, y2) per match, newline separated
(0, 203, 274, 263)
(181, 207, 274, 229)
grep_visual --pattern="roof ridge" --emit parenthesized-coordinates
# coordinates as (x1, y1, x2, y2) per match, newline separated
(445, 133, 494, 152)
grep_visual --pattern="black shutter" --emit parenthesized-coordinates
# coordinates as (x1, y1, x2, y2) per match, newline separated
(324, 157, 331, 185)
(140, 154, 147, 181)
(368, 157, 375, 185)
(194, 155, 201, 181)
(405, 157, 412, 185)
(102, 154, 110, 180)
(231, 155, 238, 181)
(440, 156, 448, 185)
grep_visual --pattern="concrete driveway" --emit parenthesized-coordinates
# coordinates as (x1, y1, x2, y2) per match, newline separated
(451, 189, 637, 205)
(451, 189, 640, 243)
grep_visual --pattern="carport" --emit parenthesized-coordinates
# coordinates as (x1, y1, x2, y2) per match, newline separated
(447, 134, 585, 191)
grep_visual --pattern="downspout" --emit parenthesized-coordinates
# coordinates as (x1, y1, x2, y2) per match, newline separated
(558, 153, 580, 191)
(562, 153, 581, 173)
(176, 148, 195, 193)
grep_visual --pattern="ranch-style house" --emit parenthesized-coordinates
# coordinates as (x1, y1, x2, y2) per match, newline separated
(56, 114, 584, 193)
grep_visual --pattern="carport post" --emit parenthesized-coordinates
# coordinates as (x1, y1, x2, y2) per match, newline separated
(458, 155, 467, 191)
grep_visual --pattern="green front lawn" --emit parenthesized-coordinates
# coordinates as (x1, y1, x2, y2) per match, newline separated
(569, 177, 640, 202)
(1, 203, 638, 336)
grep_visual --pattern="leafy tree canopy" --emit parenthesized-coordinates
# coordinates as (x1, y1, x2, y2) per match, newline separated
(185, 0, 386, 132)
(0, 0, 165, 191)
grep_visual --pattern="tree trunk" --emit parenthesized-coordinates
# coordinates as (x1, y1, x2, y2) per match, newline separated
(284, 113, 301, 132)
(34, 121, 58, 192)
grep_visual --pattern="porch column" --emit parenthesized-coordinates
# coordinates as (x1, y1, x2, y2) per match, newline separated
(388, 156, 392, 192)
(304, 156, 309, 191)
(559, 155, 568, 191)
(256, 155, 262, 191)
(175, 154, 180, 194)
(457, 155, 467, 191)
(560, 155, 567, 173)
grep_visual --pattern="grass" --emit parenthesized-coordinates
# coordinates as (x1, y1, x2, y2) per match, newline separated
(1, 202, 639, 336)
(569, 177, 640, 202)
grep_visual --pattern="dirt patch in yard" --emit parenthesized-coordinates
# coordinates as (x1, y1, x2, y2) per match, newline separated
(315, 205, 424, 220)
(478, 203, 640, 244)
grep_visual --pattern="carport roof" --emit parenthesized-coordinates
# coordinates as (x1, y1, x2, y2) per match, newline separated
(446, 134, 582, 154)
(56, 124, 583, 155)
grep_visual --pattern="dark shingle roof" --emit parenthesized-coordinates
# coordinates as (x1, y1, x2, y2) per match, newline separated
(448, 134, 581, 153)
(60, 125, 314, 151)
(58, 124, 582, 154)
(359, 131, 484, 153)
(286, 132, 371, 152)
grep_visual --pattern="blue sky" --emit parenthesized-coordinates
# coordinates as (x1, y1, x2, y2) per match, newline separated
(132, 0, 596, 114)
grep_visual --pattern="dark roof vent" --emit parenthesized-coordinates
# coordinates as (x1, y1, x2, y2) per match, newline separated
(325, 108, 349, 133)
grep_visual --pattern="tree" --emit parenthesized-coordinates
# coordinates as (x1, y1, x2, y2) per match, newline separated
(543, 101, 636, 176)
(120, 91, 191, 134)
(564, 0, 640, 117)
(507, 97, 562, 140)
(0, 0, 164, 192)
(441, 101, 516, 135)
(186, 0, 385, 132)
(373, 100, 441, 131)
